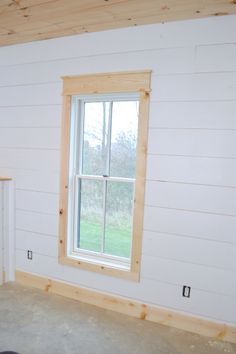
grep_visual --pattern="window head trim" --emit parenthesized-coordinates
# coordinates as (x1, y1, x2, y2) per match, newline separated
(62, 70, 151, 96)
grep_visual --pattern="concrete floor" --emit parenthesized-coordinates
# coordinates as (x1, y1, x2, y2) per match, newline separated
(0, 283, 235, 354)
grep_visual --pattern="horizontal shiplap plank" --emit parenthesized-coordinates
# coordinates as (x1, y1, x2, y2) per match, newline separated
(15, 172, 59, 193)
(151, 72, 236, 101)
(16, 190, 59, 215)
(0, 83, 61, 107)
(0, 168, 59, 193)
(142, 231, 236, 273)
(16, 172, 59, 194)
(149, 101, 236, 129)
(0, 148, 59, 171)
(16, 230, 58, 257)
(169, 286, 236, 324)
(141, 257, 236, 319)
(0, 47, 195, 87)
(16, 249, 62, 279)
(148, 129, 236, 158)
(0, 105, 61, 128)
(16, 210, 58, 236)
(142, 255, 236, 301)
(145, 181, 236, 216)
(0, 127, 60, 149)
(146, 155, 236, 187)
(0, 16, 235, 65)
(144, 206, 236, 244)
(196, 43, 236, 72)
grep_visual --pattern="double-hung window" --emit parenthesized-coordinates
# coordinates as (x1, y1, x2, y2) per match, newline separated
(59, 71, 151, 281)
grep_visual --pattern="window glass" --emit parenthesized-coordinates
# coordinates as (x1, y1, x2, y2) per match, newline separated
(78, 179, 103, 253)
(82, 102, 110, 176)
(110, 101, 139, 178)
(104, 181, 134, 258)
(73, 96, 138, 262)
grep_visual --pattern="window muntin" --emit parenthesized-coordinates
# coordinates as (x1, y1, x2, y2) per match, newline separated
(68, 94, 139, 269)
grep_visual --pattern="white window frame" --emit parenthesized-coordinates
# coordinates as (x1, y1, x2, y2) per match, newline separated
(67, 93, 139, 270)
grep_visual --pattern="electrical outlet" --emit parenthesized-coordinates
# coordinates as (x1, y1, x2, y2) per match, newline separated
(27, 250, 33, 260)
(182, 285, 191, 298)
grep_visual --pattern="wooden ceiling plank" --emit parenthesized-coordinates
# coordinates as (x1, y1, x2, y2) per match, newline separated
(0, 0, 124, 27)
(0, 0, 235, 46)
(2, 0, 232, 29)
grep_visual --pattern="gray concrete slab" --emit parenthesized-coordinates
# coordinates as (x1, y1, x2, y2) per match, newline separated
(0, 283, 235, 354)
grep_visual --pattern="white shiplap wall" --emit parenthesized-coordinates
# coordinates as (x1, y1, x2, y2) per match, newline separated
(0, 183, 3, 284)
(0, 15, 236, 325)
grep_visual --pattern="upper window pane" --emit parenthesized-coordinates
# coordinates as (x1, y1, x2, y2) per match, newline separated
(110, 101, 139, 178)
(82, 102, 110, 176)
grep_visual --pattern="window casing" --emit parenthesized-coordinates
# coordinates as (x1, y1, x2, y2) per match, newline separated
(59, 71, 151, 281)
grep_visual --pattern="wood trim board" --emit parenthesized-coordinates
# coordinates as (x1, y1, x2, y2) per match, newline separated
(15, 270, 236, 344)
(59, 70, 151, 280)
(0, 0, 235, 47)
(62, 71, 152, 95)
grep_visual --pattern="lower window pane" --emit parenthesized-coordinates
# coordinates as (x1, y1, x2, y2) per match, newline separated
(78, 179, 103, 252)
(105, 181, 134, 258)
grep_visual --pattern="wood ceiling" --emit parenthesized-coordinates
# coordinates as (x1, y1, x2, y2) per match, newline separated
(0, 0, 235, 47)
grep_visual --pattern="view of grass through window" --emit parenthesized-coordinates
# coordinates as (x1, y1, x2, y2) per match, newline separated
(76, 99, 138, 259)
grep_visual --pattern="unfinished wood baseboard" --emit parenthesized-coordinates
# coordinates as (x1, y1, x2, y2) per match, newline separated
(15, 270, 236, 344)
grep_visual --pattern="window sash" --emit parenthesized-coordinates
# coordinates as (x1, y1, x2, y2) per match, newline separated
(75, 95, 139, 178)
(70, 247, 130, 269)
(74, 174, 135, 183)
(69, 94, 138, 263)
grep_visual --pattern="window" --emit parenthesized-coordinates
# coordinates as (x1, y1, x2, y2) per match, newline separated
(59, 71, 151, 281)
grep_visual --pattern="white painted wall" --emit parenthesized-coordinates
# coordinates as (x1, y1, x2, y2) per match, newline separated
(0, 15, 236, 325)
(0, 183, 3, 284)
(0, 180, 15, 283)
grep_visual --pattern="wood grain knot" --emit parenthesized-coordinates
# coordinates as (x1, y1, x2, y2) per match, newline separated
(213, 12, 228, 16)
(140, 311, 147, 320)
(45, 283, 51, 292)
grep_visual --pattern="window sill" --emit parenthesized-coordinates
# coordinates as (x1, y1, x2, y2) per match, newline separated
(59, 255, 140, 282)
